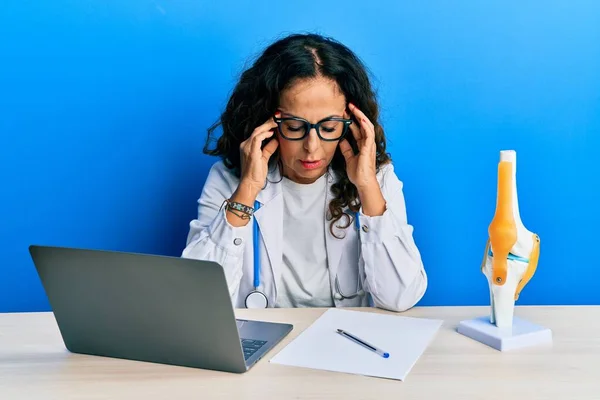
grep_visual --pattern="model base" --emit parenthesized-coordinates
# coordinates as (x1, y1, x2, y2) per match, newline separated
(457, 316, 552, 351)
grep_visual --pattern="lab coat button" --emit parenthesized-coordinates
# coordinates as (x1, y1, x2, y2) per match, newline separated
(233, 238, 243, 246)
(362, 225, 369, 233)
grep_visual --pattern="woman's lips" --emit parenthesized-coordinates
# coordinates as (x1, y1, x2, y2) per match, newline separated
(300, 160, 323, 170)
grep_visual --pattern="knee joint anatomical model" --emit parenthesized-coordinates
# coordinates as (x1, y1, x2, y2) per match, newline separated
(481, 150, 540, 328)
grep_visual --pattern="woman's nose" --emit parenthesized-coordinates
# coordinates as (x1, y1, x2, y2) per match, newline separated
(304, 128, 320, 152)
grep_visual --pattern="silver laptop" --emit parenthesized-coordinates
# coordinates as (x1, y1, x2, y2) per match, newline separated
(28, 245, 292, 373)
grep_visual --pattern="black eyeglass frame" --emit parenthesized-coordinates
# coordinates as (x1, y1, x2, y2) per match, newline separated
(272, 115, 353, 141)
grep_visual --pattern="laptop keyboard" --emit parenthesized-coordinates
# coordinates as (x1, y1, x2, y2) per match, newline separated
(241, 339, 267, 360)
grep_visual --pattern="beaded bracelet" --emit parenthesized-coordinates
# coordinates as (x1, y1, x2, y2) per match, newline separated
(220, 199, 255, 219)
(227, 200, 254, 216)
(227, 207, 251, 220)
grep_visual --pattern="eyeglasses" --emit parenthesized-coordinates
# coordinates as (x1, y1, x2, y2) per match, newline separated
(273, 114, 353, 141)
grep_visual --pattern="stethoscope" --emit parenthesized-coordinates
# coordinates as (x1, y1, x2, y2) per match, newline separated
(244, 201, 365, 308)
(244, 201, 269, 308)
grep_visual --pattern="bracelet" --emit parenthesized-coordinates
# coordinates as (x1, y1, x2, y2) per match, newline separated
(227, 200, 254, 216)
(220, 199, 255, 219)
(227, 207, 252, 220)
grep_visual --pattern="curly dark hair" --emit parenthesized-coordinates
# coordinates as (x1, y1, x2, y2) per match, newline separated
(204, 33, 391, 237)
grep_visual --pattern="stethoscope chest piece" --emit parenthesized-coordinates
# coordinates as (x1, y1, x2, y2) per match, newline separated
(245, 290, 268, 308)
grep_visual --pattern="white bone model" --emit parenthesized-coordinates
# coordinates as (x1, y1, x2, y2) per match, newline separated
(481, 150, 540, 328)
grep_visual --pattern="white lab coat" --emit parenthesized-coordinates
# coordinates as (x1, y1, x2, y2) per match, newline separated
(182, 160, 427, 312)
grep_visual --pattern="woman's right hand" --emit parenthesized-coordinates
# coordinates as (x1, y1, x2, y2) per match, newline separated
(238, 114, 280, 196)
(226, 115, 280, 227)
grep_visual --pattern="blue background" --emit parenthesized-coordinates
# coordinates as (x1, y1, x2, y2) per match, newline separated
(1, 1, 599, 312)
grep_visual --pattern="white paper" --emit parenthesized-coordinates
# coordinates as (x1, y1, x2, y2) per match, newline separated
(269, 308, 442, 381)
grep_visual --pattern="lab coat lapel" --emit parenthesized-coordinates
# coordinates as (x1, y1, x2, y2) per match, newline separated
(254, 175, 283, 300)
(324, 170, 344, 280)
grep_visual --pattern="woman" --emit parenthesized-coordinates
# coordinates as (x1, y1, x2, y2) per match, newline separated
(182, 33, 427, 311)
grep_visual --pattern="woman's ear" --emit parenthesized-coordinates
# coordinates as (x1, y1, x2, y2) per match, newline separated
(260, 132, 279, 150)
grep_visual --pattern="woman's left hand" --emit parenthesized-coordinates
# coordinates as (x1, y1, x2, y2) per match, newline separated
(339, 103, 378, 190)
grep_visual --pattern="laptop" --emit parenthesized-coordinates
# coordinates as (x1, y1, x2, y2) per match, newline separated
(28, 245, 293, 373)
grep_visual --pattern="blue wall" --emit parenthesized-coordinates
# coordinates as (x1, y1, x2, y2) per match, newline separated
(1, 1, 599, 312)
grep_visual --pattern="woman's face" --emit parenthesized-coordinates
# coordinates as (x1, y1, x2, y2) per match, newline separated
(276, 77, 348, 184)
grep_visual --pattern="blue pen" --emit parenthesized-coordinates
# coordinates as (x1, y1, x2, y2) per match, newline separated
(336, 329, 390, 358)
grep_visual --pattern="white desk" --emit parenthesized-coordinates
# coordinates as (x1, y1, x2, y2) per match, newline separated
(1, 306, 599, 399)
